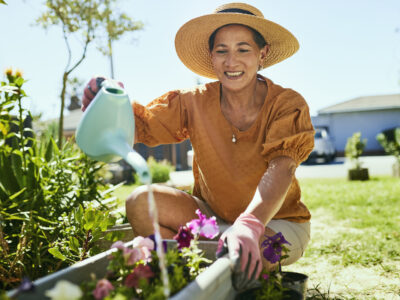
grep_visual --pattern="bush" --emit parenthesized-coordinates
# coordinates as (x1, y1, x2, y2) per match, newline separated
(147, 156, 175, 183)
(345, 132, 367, 170)
(376, 127, 400, 164)
(0, 69, 120, 290)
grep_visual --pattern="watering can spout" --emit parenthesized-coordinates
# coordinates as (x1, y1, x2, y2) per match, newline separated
(75, 80, 151, 184)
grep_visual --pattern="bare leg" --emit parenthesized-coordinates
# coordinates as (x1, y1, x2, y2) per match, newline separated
(125, 184, 200, 239)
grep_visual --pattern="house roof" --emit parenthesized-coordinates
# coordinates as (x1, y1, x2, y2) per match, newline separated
(318, 94, 400, 114)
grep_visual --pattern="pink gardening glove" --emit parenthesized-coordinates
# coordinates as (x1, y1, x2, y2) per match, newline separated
(217, 213, 265, 281)
(81, 76, 124, 112)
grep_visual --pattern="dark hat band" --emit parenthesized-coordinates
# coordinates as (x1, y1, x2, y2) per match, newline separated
(218, 8, 255, 16)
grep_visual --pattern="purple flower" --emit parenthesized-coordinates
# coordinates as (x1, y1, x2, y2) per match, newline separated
(187, 209, 219, 239)
(148, 234, 168, 253)
(124, 265, 154, 288)
(92, 279, 114, 300)
(261, 232, 291, 264)
(173, 226, 194, 249)
(262, 274, 269, 281)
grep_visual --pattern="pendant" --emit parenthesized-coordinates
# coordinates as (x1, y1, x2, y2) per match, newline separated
(232, 134, 237, 143)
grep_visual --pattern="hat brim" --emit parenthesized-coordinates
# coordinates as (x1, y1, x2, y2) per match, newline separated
(175, 13, 299, 79)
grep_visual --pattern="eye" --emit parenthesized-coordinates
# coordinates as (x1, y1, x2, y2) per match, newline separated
(215, 50, 227, 54)
(239, 49, 250, 53)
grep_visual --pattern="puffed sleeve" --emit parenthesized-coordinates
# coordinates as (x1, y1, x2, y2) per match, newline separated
(133, 91, 190, 147)
(261, 90, 315, 165)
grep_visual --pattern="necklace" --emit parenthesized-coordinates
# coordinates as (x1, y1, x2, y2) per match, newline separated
(220, 82, 258, 144)
(232, 132, 237, 143)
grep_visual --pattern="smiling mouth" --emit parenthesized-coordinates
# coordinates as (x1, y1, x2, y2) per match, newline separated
(225, 71, 244, 78)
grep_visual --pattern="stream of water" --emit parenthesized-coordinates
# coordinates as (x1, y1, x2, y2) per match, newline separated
(146, 184, 170, 298)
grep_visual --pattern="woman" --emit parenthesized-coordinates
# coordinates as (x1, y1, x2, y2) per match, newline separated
(82, 3, 314, 284)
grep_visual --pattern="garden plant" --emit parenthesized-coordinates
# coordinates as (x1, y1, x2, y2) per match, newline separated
(147, 156, 175, 184)
(344, 132, 369, 180)
(376, 127, 400, 176)
(0, 69, 121, 291)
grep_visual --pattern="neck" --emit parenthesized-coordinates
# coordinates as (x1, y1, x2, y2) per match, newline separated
(220, 76, 259, 110)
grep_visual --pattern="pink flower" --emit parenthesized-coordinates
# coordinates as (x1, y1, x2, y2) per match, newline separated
(262, 274, 269, 281)
(187, 209, 219, 239)
(124, 265, 154, 288)
(123, 247, 142, 266)
(92, 279, 114, 300)
(130, 236, 154, 263)
(173, 226, 194, 249)
(132, 236, 155, 250)
(110, 241, 126, 251)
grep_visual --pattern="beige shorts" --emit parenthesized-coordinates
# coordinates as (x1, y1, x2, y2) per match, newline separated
(194, 197, 311, 266)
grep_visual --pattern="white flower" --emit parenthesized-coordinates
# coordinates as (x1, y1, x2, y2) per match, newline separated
(45, 280, 82, 300)
(0, 85, 18, 94)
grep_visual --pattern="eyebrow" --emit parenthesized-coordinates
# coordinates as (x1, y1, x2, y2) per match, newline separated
(214, 42, 252, 48)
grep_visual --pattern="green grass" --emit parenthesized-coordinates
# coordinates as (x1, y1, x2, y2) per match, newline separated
(112, 183, 140, 208)
(290, 176, 400, 299)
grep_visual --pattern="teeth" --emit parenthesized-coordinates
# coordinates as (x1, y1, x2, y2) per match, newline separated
(226, 71, 243, 77)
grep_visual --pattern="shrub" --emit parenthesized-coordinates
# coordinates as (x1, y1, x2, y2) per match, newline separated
(0, 69, 120, 290)
(147, 156, 175, 183)
(345, 132, 367, 170)
(376, 127, 400, 164)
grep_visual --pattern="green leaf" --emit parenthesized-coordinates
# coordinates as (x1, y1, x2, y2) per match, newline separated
(44, 138, 54, 161)
(395, 128, 400, 146)
(10, 151, 24, 187)
(0, 1, 7, 5)
(0, 152, 20, 193)
(50, 138, 60, 156)
(15, 77, 24, 87)
(69, 236, 80, 253)
(48, 247, 67, 261)
(9, 187, 26, 200)
(83, 210, 95, 231)
(37, 215, 57, 224)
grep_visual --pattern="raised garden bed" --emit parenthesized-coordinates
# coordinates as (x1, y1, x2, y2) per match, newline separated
(9, 239, 307, 300)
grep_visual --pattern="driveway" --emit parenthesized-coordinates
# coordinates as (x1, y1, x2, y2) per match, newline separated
(169, 156, 397, 187)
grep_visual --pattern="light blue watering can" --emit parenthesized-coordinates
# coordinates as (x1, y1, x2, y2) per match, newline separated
(75, 80, 151, 184)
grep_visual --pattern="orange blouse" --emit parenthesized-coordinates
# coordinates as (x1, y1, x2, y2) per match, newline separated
(133, 75, 315, 223)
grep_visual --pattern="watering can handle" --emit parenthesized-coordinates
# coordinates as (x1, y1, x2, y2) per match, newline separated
(97, 78, 124, 91)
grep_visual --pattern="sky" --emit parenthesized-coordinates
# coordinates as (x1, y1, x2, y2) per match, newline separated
(1, 0, 400, 120)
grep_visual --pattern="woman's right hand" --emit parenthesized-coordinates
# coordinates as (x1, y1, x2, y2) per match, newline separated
(81, 76, 124, 111)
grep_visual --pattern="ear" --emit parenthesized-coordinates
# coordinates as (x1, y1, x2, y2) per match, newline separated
(260, 45, 269, 61)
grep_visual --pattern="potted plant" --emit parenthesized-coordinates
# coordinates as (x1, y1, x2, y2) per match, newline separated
(376, 127, 400, 177)
(345, 132, 369, 181)
(7, 210, 308, 300)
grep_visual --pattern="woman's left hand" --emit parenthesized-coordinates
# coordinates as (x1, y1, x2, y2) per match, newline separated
(216, 213, 265, 281)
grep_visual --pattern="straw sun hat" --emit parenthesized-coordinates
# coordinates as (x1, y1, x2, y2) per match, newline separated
(175, 2, 299, 79)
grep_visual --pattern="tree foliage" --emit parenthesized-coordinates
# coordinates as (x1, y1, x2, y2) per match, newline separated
(35, 0, 143, 146)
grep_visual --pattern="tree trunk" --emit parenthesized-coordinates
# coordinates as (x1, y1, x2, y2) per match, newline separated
(58, 72, 68, 148)
(108, 38, 114, 78)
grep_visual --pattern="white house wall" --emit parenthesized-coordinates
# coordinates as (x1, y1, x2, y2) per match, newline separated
(312, 109, 400, 154)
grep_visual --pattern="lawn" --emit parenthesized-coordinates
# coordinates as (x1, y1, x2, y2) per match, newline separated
(112, 176, 400, 299)
(288, 176, 400, 299)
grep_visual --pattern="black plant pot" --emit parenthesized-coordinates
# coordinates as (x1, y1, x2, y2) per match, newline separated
(281, 271, 308, 299)
(348, 168, 369, 181)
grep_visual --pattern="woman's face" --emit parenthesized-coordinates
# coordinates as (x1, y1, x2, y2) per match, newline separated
(210, 24, 268, 93)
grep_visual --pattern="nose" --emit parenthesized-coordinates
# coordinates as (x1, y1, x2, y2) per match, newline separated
(224, 52, 239, 68)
